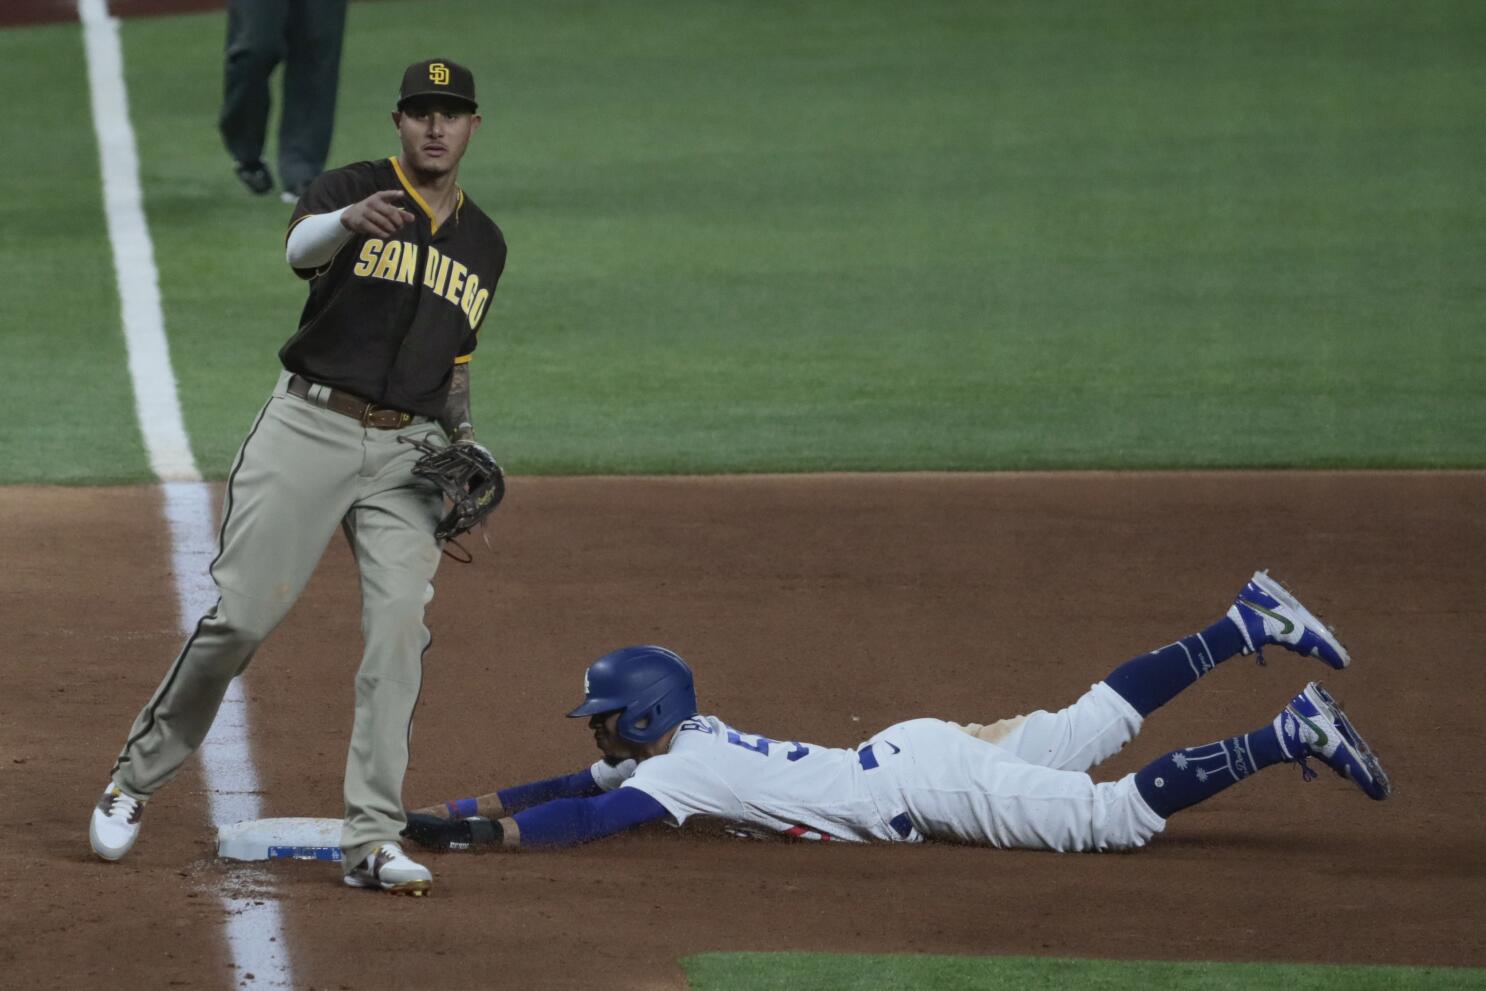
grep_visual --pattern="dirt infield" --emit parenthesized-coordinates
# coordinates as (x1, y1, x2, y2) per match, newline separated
(1, 472, 1482, 989)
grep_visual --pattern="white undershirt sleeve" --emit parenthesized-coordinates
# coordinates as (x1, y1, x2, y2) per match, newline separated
(285, 207, 354, 269)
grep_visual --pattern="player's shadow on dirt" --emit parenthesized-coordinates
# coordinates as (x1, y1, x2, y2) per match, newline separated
(1154, 830, 1327, 853)
(1153, 827, 1422, 865)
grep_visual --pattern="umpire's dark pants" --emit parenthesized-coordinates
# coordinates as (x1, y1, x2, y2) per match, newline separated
(219, 0, 348, 192)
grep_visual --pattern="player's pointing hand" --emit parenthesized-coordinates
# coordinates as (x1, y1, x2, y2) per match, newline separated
(342, 189, 417, 237)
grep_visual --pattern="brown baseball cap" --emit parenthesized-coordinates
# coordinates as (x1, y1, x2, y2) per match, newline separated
(398, 58, 477, 111)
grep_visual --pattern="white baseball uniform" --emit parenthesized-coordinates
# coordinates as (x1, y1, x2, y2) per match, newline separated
(589, 681, 1166, 852)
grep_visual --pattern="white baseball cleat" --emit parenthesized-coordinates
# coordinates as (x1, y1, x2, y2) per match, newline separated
(90, 784, 146, 861)
(1276, 682, 1391, 800)
(1228, 570, 1351, 669)
(342, 842, 433, 896)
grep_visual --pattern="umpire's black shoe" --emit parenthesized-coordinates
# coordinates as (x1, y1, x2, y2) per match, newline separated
(233, 159, 274, 195)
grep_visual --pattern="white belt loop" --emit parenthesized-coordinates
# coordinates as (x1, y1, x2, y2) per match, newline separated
(307, 382, 332, 408)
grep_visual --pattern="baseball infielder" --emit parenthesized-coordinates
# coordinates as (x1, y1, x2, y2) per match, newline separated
(404, 572, 1389, 863)
(90, 58, 505, 896)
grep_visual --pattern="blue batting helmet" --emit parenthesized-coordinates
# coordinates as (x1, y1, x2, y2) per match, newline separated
(566, 645, 698, 745)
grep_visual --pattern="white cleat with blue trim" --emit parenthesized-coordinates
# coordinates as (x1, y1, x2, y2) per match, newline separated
(1228, 570, 1350, 669)
(1276, 682, 1390, 800)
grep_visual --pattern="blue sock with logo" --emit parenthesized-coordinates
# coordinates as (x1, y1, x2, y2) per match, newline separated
(1134, 723, 1289, 818)
(1102, 617, 1248, 717)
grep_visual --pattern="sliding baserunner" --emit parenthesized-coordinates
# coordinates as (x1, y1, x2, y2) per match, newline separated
(404, 572, 1389, 853)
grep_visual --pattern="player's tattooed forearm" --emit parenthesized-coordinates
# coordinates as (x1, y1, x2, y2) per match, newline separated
(439, 364, 474, 441)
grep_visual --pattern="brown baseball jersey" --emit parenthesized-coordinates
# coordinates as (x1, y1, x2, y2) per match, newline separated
(281, 157, 507, 417)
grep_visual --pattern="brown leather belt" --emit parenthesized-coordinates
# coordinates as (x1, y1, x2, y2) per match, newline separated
(286, 374, 426, 430)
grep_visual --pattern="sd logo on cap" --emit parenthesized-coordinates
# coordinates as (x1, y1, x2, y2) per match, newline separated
(398, 58, 477, 111)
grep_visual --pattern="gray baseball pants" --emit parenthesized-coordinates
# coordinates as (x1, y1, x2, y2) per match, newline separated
(111, 371, 446, 869)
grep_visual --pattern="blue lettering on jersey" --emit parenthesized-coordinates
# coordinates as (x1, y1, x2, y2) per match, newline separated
(726, 729, 771, 754)
(856, 739, 901, 770)
(726, 729, 810, 761)
(677, 718, 714, 735)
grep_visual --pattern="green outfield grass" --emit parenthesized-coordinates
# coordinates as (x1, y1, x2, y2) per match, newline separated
(682, 953, 1486, 991)
(0, 21, 150, 483)
(4, 0, 1484, 482)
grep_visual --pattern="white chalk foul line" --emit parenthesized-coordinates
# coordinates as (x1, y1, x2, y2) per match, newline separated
(78, 2, 292, 988)
(77, 0, 198, 483)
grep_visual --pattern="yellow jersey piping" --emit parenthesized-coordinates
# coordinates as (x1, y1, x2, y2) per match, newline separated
(390, 156, 463, 236)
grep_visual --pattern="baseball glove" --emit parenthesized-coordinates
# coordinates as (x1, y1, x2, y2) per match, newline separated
(402, 812, 504, 850)
(402, 811, 465, 850)
(399, 435, 506, 541)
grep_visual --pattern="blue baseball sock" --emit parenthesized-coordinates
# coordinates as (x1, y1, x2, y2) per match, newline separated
(1134, 722, 1289, 819)
(1103, 617, 1249, 717)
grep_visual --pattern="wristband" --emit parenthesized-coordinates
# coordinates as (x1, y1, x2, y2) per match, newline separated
(446, 797, 479, 818)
